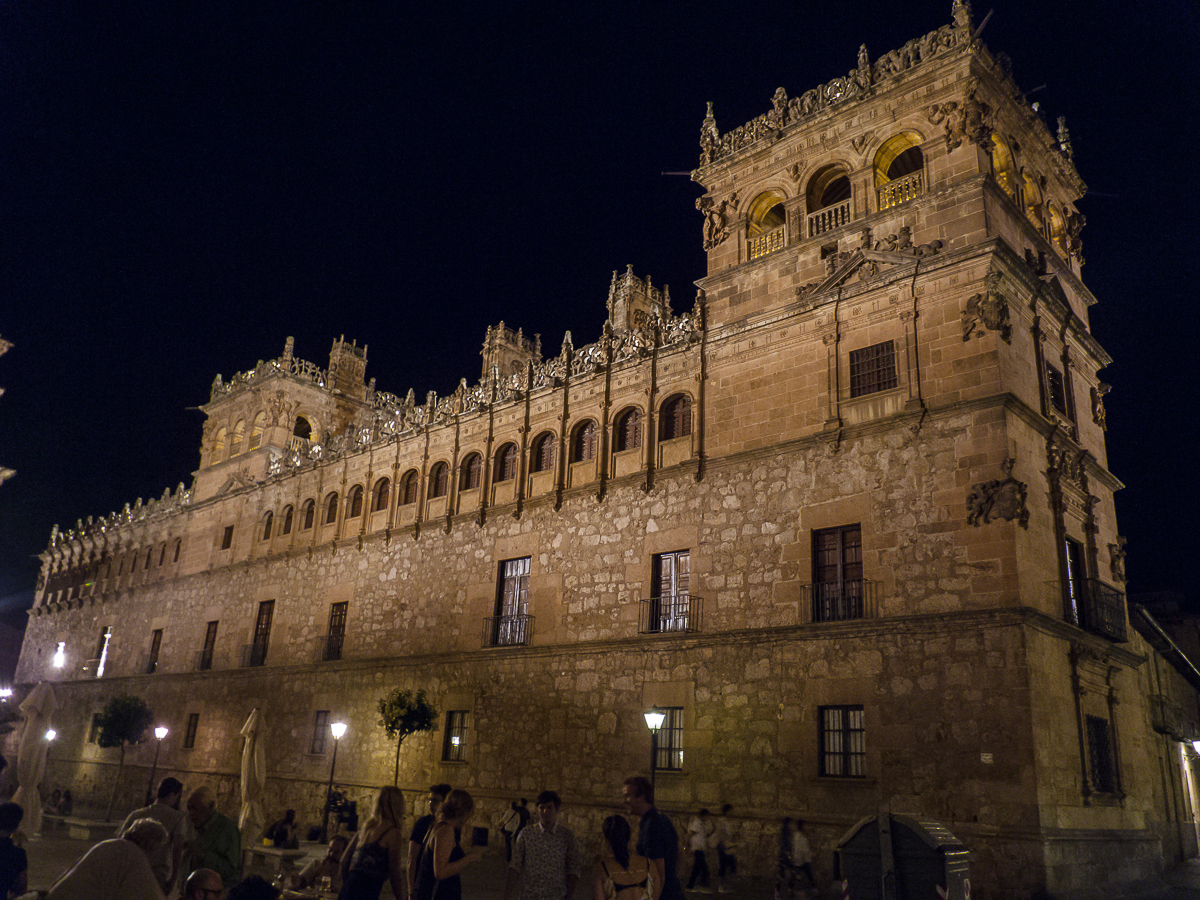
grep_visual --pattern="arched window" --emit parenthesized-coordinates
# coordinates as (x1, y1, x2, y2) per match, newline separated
(747, 191, 787, 260)
(399, 470, 419, 505)
(1048, 205, 1067, 256)
(158, 544, 166, 566)
(460, 453, 482, 490)
(229, 419, 245, 457)
(571, 421, 598, 462)
(1021, 169, 1044, 230)
(347, 485, 364, 518)
(991, 134, 1018, 203)
(293, 416, 313, 441)
(614, 408, 642, 452)
(281, 505, 294, 535)
(530, 433, 555, 473)
(874, 132, 924, 210)
(660, 394, 693, 441)
(494, 444, 518, 482)
(262, 511, 274, 541)
(428, 462, 449, 498)
(173, 539, 181, 562)
(144, 547, 153, 569)
(324, 492, 339, 525)
(249, 412, 267, 450)
(302, 499, 316, 530)
(372, 478, 390, 512)
(213, 427, 227, 460)
(806, 164, 852, 236)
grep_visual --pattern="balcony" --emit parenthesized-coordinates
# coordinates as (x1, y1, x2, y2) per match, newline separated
(639, 594, 701, 634)
(195, 648, 216, 671)
(1082, 579, 1127, 642)
(241, 642, 269, 668)
(80, 657, 104, 678)
(877, 171, 924, 211)
(482, 614, 534, 648)
(748, 226, 786, 260)
(807, 199, 852, 238)
(801, 580, 879, 623)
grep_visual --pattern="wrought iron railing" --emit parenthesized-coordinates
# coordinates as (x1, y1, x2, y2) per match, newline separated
(317, 633, 345, 662)
(748, 226, 786, 260)
(801, 580, 879, 623)
(241, 642, 269, 667)
(877, 171, 924, 211)
(195, 648, 215, 671)
(1083, 579, 1127, 642)
(639, 595, 701, 634)
(80, 657, 103, 678)
(807, 199, 852, 237)
(482, 614, 534, 648)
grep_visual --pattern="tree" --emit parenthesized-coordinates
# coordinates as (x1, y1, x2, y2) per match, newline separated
(378, 689, 436, 786)
(97, 694, 154, 820)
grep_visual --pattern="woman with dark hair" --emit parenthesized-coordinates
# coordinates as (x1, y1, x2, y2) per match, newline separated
(413, 789, 484, 900)
(593, 814, 649, 900)
(337, 786, 407, 900)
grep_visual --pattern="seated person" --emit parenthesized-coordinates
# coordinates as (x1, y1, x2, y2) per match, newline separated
(43, 790, 62, 815)
(293, 834, 348, 892)
(57, 790, 74, 816)
(0, 803, 28, 899)
(264, 809, 298, 848)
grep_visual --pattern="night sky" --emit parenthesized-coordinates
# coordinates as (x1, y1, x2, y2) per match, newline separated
(2, 1, 1197, 633)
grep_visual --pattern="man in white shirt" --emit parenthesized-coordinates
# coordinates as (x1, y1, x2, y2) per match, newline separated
(504, 790, 581, 900)
(120, 776, 188, 895)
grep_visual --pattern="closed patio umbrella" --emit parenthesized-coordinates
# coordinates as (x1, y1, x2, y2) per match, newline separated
(238, 707, 266, 845)
(12, 682, 57, 834)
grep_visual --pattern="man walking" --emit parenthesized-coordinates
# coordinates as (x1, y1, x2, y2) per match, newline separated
(504, 790, 581, 900)
(121, 776, 187, 895)
(408, 783, 451, 897)
(622, 776, 683, 900)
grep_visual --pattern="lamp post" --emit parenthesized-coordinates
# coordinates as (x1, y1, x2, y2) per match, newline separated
(643, 708, 665, 795)
(320, 721, 347, 842)
(146, 726, 168, 805)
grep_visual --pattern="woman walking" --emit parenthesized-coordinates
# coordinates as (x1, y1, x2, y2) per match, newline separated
(413, 788, 484, 900)
(338, 786, 407, 900)
(592, 815, 649, 900)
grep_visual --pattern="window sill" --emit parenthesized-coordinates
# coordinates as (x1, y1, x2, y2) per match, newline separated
(812, 776, 875, 785)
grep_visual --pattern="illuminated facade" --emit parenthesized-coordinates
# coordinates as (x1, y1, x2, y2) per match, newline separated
(13, 5, 1199, 896)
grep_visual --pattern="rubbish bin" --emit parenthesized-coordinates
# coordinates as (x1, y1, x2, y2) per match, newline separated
(835, 811, 969, 900)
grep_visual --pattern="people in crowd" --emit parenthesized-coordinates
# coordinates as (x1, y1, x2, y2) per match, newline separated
(715, 804, 736, 893)
(57, 790, 74, 816)
(183, 867, 222, 900)
(228, 874, 281, 900)
(337, 785, 407, 900)
(293, 834, 348, 893)
(122, 776, 188, 895)
(185, 786, 241, 887)
(42, 790, 62, 816)
(0, 802, 28, 899)
(265, 808, 299, 848)
(47, 817, 167, 900)
(592, 814, 648, 900)
(413, 788, 484, 900)
(621, 776, 683, 900)
(504, 790, 581, 900)
(790, 819, 813, 896)
(499, 800, 521, 863)
(408, 783, 451, 897)
(685, 808, 714, 891)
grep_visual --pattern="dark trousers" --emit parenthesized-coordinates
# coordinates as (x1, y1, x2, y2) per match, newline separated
(717, 845, 736, 877)
(687, 850, 710, 888)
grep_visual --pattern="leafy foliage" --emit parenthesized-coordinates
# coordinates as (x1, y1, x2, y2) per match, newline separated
(97, 695, 153, 749)
(377, 689, 436, 785)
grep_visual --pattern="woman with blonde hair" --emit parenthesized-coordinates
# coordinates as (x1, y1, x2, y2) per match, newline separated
(413, 788, 484, 900)
(338, 786, 407, 900)
(593, 814, 649, 900)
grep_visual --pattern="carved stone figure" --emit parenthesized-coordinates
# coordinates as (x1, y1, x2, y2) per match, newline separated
(1057, 116, 1074, 161)
(966, 458, 1030, 528)
(1066, 211, 1086, 261)
(961, 82, 993, 147)
(1108, 537, 1127, 583)
(699, 102, 720, 165)
(696, 191, 739, 250)
(1091, 382, 1110, 431)
(962, 269, 1012, 343)
(769, 87, 789, 130)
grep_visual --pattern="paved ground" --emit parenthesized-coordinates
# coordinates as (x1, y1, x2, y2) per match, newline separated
(19, 827, 1200, 899)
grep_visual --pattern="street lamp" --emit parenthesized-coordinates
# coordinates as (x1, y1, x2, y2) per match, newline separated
(320, 721, 347, 841)
(146, 726, 168, 805)
(643, 708, 665, 795)
(44, 729, 56, 742)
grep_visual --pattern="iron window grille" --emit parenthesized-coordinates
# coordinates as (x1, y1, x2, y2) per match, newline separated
(443, 710, 469, 762)
(849, 341, 898, 398)
(819, 705, 866, 777)
(653, 707, 684, 772)
(311, 710, 330, 754)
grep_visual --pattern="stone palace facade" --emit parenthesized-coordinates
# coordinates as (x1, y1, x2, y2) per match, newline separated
(13, 4, 1200, 896)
